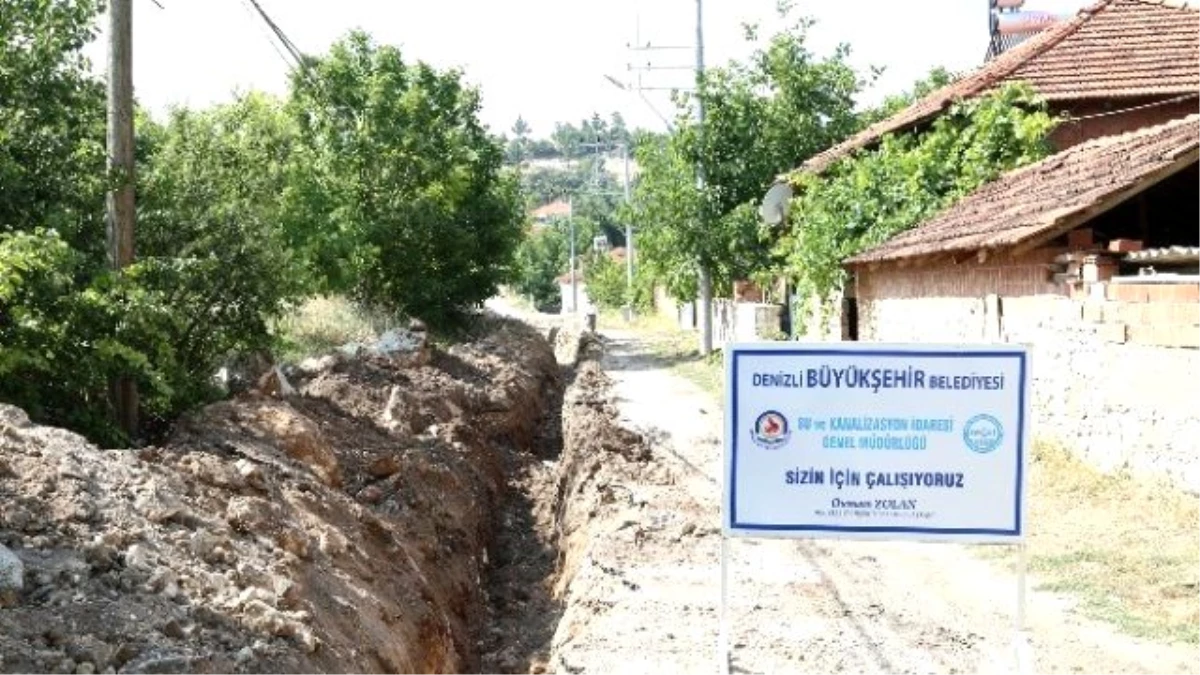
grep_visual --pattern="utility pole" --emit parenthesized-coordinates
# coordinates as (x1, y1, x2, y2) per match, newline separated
(694, 0, 713, 356)
(622, 143, 634, 322)
(618, 8, 706, 345)
(107, 0, 138, 438)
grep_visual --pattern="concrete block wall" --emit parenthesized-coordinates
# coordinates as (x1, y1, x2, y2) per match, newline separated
(853, 253, 1200, 492)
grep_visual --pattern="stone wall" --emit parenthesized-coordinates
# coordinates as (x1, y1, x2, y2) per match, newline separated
(852, 252, 1200, 492)
(712, 300, 784, 345)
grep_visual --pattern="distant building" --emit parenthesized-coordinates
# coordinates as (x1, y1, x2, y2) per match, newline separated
(530, 200, 571, 227)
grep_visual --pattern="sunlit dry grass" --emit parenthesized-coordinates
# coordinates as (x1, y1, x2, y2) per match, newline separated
(1017, 441, 1199, 644)
(275, 296, 398, 361)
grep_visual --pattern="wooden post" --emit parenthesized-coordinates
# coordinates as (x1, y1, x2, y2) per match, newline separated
(107, 0, 138, 438)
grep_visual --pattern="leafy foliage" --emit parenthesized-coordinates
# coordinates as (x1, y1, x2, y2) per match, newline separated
(775, 83, 1060, 310)
(503, 111, 631, 162)
(289, 31, 525, 328)
(583, 250, 653, 312)
(0, 83, 309, 445)
(1, 11, 525, 444)
(0, 0, 106, 254)
(512, 225, 568, 310)
(511, 215, 604, 310)
(134, 95, 308, 415)
(0, 230, 111, 438)
(551, 112, 631, 159)
(0, 1, 134, 443)
(628, 6, 866, 302)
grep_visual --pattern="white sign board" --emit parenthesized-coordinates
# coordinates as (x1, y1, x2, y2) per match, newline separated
(723, 342, 1029, 543)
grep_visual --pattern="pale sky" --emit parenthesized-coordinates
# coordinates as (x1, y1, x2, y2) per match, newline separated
(83, 0, 1090, 136)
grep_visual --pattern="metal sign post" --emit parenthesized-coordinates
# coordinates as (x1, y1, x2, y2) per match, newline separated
(720, 342, 1031, 673)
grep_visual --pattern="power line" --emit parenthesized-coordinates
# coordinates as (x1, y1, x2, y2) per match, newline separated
(237, 0, 295, 72)
(240, 0, 307, 71)
(237, 0, 330, 101)
(1065, 91, 1200, 123)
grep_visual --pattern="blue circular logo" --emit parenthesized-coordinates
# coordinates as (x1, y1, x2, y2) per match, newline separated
(963, 414, 1004, 453)
(751, 410, 791, 449)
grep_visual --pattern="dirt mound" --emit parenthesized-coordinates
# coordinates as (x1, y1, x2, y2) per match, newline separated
(550, 353, 660, 599)
(0, 318, 558, 674)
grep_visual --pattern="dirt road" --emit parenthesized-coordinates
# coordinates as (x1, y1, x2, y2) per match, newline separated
(547, 328, 1196, 674)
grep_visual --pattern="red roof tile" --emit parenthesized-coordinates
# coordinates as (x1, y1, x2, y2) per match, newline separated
(846, 115, 1200, 264)
(796, 0, 1199, 176)
(531, 200, 571, 219)
(1007, 0, 1200, 100)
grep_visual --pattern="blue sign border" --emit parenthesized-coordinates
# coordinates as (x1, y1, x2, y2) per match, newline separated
(728, 347, 1027, 538)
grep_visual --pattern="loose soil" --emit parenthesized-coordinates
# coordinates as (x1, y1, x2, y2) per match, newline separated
(0, 317, 560, 674)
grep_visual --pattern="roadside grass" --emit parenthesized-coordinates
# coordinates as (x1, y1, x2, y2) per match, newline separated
(605, 311, 1200, 646)
(275, 295, 399, 362)
(596, 309, 725, 397)
(985, 440, 1200, 645)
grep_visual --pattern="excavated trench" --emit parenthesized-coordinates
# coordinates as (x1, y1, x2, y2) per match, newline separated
(477, 328, 656, 674)
(0, 317, 648, 675)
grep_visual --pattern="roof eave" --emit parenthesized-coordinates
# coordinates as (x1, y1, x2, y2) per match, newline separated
(845, 133, 1200, 267)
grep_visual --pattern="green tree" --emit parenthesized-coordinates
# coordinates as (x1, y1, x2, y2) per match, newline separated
(135, 94, 308, 397)
(1, 1, 307, 443)
(0, 0, 106, 255)
(545, 112, 633, 159)
(513, 225, 567, 310)
(288, 31, 525, 328)
(506, 115, 532, 164)
(628, 6, 865, 301)
(583, 250, 652, 312)
(511, 212, 605, 310)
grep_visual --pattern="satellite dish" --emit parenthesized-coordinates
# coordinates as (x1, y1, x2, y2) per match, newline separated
(759, 182, 793, 226)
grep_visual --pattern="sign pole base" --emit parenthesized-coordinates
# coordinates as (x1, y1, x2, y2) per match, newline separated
(1013, 541, 1032, 675)
(718, 536, 730, 675)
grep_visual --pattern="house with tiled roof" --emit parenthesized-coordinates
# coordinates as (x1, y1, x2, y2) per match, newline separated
(788, 0, 1200, 488)
(788, 0, 1199, 177)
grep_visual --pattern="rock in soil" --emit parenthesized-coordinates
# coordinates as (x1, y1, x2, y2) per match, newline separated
(0, 317, 559, 674)
(0, 543, 22, 607)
